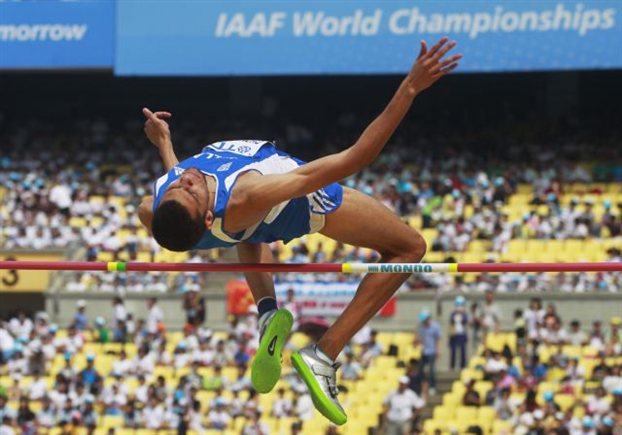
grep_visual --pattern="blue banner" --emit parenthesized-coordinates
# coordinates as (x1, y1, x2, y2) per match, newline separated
(0, 0, 114, 69)
(115, 0, 622, 76)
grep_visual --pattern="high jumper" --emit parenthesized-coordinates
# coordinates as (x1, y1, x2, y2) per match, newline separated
(137, 37, 461, 425)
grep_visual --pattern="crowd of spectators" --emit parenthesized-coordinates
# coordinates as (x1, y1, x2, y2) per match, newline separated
(447, 295, 622, 434)
(3, 119, 622, 250)
(2, 118, 621, 295)
(0, 289, 395, 435)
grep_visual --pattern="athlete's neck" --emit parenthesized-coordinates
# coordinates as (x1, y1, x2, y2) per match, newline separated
(205, 174, 217, 211)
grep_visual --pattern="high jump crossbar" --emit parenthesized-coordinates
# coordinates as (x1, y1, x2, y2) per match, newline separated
(0, 261, 621, 274)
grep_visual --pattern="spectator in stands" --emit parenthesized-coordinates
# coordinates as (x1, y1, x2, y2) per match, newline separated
(35, 396, 55, 429)
(79, 354, 102, 394)
(462, 379, 481, 407)
(382, 376, 425, 435)
(483, 350, 507, 381)
(183, 289, 205, 331)
(7, 346, 26, 378)
(523, 297, 544, 340)
(542, 391, 560, 415)
(481, 290, 502, 336)
(469, 302, 482, 348)
(415, 310, 441, 395)
(271, 387, 292, 418)
(93, 317, 109, 344)
(212, 340, 230, 367)
(493, 388, 514, 421)
(0, 416, 14, 435)
(366, 330, 383, 357)
(81, 397, 98, 431)
(203, 366, 227, 391)
(0, 396, 15, 427)
(112, 297, 128, 341)
(603, 365, 622, 393)
(280, 288, 303, 330)
(72, 300, 88, 331)
(589, 321, 607, 352)
(26, 370, 46, 401)
(449, 295, 469, 370)
(340, 351, 363, 381)
(587, 387, 611, 416)
(405, 359, 426, 398)
(123, 398, 142, 429)
(142, 397, 166, 430)
(146, 297, 164, 336)
(49, 178, 72, 217)
(540, 317, 569, 346)
(292, 386, 314, 422)
(242, 410, 270, 435)
(568, 320, 588, 346)
(230, 364, 252, 392)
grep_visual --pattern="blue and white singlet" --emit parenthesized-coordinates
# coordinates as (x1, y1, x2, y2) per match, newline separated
(153, 140, 343, 249)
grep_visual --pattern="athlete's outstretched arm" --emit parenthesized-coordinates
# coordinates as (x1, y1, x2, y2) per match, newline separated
(138, 195, 154, 233)
(142, 107, 179, 172)
(234, 37, 461, 211)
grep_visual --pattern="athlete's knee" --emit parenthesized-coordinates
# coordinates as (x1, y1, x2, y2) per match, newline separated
(384, 231, 426, 262)
(404, 232, 427, 262)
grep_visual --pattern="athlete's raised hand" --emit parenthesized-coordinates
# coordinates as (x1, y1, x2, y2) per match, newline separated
(142, 107, 172, 150)
(143, 108, 179, 171)
(405, 37, 462, 94)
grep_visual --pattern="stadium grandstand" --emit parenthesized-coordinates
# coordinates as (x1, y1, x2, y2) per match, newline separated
(1, 1, 622, 435)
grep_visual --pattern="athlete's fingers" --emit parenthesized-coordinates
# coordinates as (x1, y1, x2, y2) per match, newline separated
(437, 62, 460, 77)
(142, 107, 154, 119)
(424, 37, 449, 59)
(430, 53, 463, 74)
(431, 40, 457, 63)
(154, 111, 172, 119)
(417, 40, 428, 60)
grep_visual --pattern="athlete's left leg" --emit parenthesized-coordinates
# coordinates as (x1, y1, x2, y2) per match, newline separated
(317, 187, 427, 359)
(291, 187, 426, 425)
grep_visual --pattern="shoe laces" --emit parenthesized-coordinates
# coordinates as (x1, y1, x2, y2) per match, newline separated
(327, 362, 342, 398)
(314, 362, 341, 398)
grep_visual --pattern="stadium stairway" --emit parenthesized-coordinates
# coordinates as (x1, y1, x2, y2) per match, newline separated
(420, 371, 459, 422)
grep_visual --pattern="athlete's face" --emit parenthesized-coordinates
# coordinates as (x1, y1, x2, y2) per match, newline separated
(162, 168, 213, 228)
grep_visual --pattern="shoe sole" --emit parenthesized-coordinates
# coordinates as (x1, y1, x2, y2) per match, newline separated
(251, 309, 294, 394)
(291, 351, 348, 425)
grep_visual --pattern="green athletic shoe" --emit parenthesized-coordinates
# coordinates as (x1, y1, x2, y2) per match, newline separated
(291, 345, 347, 425)
(251, 308, 294, 394)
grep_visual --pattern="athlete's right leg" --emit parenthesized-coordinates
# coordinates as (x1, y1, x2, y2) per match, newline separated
(237, 243, 293, 394)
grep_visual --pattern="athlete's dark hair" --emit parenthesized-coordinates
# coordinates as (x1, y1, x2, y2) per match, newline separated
(152, 200, 205, 252)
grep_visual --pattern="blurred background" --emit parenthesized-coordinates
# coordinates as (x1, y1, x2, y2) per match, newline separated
(0, 1, 621, 434)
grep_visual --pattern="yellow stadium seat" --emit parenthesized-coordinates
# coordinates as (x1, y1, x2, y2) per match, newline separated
(423, 419, 447, 434)
(582, 346, 599, 358)
(478, 406, 495, 421)
(101, 415, 124, 429)
(446, 419, 478, 434)
(442, 391, 462, 407)
(455, 406, 478, 422)
(555, 394, 577, 411)
(460, 368, 484, 382)
(474, 381, 493, 400)
(433, 406, 455, 420)
(305, 417, 330, 433)
(343, 421, 372, 435)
